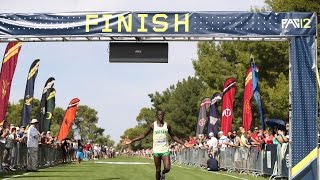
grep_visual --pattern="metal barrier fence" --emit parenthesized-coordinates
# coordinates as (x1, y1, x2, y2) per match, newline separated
(172, 143, 289, 179)
(1, 142, 72, 172)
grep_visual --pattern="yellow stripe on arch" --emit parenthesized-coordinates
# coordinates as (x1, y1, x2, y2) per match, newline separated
(292, 147, 318, 178)
(316, 67, 320, 89)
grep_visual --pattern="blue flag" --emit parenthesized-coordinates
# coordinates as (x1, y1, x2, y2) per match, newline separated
(208, 92, 221, 137)
(252, 62, 264, 130)
(21, 59, 40, 126)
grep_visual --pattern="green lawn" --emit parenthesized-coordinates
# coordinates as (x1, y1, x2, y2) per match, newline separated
(0, 157, 267, 180)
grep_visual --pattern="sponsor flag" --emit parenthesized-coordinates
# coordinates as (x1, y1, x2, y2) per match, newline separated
(196, 97, 211, 137)
(0, 42, 22, 125)
(21, 59, 40, 126)
(242, 54, 265, 131)
(38, 77, 55, 133)
(208, 92, 221, 137)
(43, 87, 55, 132)
(56, 98, 80, 142)
(252, 61, 265, 130)
(221, 78, 236, 136)
(242, 66, 253, 131)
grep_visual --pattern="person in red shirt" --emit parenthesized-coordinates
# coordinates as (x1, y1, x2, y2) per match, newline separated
(84, 142, 92, 160)
(264, 130, 273, 145)
(251, 127, 262, 146)
(188, 136, 195, 145)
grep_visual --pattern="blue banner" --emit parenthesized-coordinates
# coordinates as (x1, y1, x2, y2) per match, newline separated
(208, 92, 221, 137)
(21, 59, 40, 127)
(0, 12, 316, 37)
(291, 36, 318, 180)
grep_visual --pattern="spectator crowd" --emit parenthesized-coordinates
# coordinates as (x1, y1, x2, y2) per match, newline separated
(169, 123, 290, 159)
(0, 119, 116, 173)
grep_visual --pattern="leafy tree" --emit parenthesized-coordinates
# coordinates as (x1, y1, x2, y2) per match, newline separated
(136, 107, 156, 125)
(120, 125, 152, 151)
(265, 0, 320, 14)
(51, 107, 65, 125)
(161, 77, 207, 138)
(120, 76, 206, 147)
(71, 105, 112, 145)
(95, 135, 115, 147)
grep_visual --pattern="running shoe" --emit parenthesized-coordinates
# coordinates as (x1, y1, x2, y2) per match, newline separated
(160, 173, 166, 180)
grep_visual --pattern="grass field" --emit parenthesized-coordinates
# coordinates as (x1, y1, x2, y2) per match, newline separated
(0, 157, 267, 180)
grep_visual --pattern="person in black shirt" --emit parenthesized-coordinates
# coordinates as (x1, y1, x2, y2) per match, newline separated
(207, 153, 218, 171)
(61, 139, 69, 163)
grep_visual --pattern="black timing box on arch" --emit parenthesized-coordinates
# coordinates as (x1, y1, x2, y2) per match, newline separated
(109, 42, 168, 63)
(0, 11, 318, 180)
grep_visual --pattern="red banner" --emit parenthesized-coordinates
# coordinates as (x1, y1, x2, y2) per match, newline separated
(242, 67, 253, 131)
(56, 98, 80, 142)
(221, 78, 236, 136)
(0, 42, 22, 124)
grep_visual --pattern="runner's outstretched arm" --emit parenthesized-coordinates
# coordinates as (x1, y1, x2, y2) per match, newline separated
(167, 124, 192, 148)
(124, 124, 153, 144)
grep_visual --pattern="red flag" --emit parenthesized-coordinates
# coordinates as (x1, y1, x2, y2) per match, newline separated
(56, 98, 80, 142)
(221, 78, 236, 136)
(0, 42, 22, 124)
(242, 67, 253, 131)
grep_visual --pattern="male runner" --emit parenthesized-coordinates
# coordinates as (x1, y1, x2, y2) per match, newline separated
(124, 110, 192, 180)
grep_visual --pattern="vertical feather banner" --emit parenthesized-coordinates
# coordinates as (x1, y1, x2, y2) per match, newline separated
(43, 87, 55, 132)
(207, 92, 221, 137)
(21, 59, 40, 126)
(242, 66, 253, 131)
(196, 97, 211, 137)
(56, 98, 80, 142)
(38, 77, 55, 133)
(0, 42, 22, 124)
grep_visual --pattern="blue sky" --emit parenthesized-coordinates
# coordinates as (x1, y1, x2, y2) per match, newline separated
(0, 0, 265, 143)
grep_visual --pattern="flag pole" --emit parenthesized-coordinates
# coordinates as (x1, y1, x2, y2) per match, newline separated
(250, 48, 254, 63)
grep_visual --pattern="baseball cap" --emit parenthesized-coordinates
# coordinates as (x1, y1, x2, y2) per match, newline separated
(209, 132, 214, 137)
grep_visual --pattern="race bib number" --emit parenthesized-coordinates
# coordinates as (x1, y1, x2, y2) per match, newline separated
(155, 140, 167, 146)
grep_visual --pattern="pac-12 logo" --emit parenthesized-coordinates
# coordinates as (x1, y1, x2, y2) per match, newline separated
(281, 18, 311, 29)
